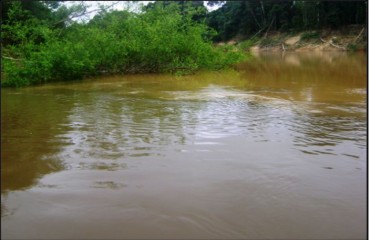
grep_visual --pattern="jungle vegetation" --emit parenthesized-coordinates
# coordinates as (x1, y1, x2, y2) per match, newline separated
(1, 1, 244, 87)
(1, 1, 367, 87)
(206, 1, 367, 42)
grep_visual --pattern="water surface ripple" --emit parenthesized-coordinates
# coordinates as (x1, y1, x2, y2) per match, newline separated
(1, 52, 366, 239)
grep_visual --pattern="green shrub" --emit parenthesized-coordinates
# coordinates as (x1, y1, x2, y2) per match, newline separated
(238, 37, 259, 51)
(347, 43, 358, 52)
(300, 31, 320, 41)
(2, 2, 245, 87)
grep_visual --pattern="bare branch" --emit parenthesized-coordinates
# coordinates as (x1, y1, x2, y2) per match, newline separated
(281, 43, 286, 51)
(263, 16, 275, 38)
(2, 55, 24, 61)
(53, 1, 120, 26)
(353, 27, 365, 43)
(320, 37, 346, 50)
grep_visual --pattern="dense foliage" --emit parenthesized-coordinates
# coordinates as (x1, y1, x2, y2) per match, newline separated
(1, 1, 244, 87)
(206, 1, 367, 41)
(2, 1, 366, 87)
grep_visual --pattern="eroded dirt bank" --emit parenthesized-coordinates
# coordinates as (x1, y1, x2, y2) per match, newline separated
(223, 25, 367, 53)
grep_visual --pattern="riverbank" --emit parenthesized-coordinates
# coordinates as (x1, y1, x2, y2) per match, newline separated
(1, 3, 245, 88)
(223, 25, 367, 53)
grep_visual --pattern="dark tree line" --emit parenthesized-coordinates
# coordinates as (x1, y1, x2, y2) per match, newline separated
(205, 1, 367, 41)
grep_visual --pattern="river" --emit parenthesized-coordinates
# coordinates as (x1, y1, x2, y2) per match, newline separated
(1, 52, 367, 239)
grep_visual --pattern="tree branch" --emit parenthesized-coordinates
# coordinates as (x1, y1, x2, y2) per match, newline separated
(320, 37, 346, 50)
(2, 55, 24, 61)
(250, 26, 267, 39)
(53, 1, 120, 26)
(281, 43, 286, 51)
(353, 27, 364, 43)
(263, 16, 275, 38)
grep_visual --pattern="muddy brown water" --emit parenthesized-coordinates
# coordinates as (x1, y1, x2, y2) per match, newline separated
(1, 52, 367, 239)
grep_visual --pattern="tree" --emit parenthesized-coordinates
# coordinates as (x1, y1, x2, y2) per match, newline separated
(2, 0, 245, 87)
(205, 0, 367, 41)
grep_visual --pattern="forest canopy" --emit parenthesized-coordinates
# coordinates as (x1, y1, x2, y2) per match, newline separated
(1, 1, 367, 87)
(205, 1, 367, 41)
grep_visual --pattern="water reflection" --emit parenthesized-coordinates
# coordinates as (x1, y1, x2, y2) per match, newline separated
(236, 51, 366, 103)
(1, 91, 73, 193)
(61, 95, 189, 163)
(1, 52, 366, 239)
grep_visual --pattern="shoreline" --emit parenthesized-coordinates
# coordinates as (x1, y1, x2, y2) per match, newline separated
(221, 26, 367, 53)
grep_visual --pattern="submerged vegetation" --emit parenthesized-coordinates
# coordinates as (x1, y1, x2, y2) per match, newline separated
(1, 1, 245, 87)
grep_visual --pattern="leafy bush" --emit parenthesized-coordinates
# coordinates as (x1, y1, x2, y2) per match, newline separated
(238, 37, 259, 51)
(2, 2, 245, 87)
